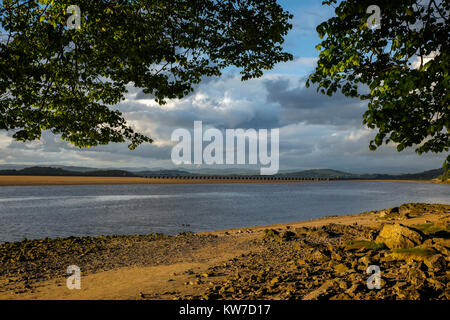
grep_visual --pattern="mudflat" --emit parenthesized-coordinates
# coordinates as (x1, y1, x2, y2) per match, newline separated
(0, 175, 320, 186)
(0, 175, 447, 186)
(0, 203, 449, 300)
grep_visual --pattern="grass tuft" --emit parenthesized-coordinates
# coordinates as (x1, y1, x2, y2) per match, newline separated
(343, 240, 387, 251)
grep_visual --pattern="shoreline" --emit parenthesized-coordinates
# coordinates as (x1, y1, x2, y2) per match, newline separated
(0, 203, 449, 300)
(0, 175, 447, 186)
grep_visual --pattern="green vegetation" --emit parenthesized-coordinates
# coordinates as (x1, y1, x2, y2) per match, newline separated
(391, 247, 437, 260)
(343, 240, 387, 251)
(0, 0, 292, 149)
(412, 223, 450, 238)
(308, 0, 449, 169)
(0, 166, 138, 177)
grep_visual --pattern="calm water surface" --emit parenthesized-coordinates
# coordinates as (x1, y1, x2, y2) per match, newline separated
(0, 181, 448, 243)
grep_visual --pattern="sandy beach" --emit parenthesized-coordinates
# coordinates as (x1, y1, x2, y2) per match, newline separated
(0, 203, 449, 300)
(0, 175, 446, 186)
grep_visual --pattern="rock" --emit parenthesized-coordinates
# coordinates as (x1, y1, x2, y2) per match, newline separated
(329, 293, 352, 300)
(407, 268, 426, 287)
(424, 254, 446, 271)
(309, 250, 329, 262)
(408, 290, 422, 300)
(358, 256, 372, 266)
(262, 229, 280, 241)
(345, 283, 363, 296)
(295, 227, 309, 236)
(302, 280, 335, 300)
(378, 206, 414, 220)
(393, 282, 408, 298)
(393, 283, 422, 300)
(337, 280, 348, 290)
(281, 231, 296, 241)
(444, 289, 450, 300)
(423, 238, 450, 256)
(427, 278, 445, 292)
(390, 207, 400, 214)
(375, 224, 423, 249)
(334, 263, 349, 274)
(332, 253, 343, 261)
(270, 277, 280, 285)
(379, 210, 388, 218)
(398, 205, 411, 219)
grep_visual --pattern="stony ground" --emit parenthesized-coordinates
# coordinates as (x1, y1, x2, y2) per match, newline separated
(188, 222, 449, 300)
(0, 203, 449, 300)
(0, 232, 237, 294)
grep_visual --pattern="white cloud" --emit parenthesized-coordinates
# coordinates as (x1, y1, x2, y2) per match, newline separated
(411, 51, 438, 69)
(292, 57, 318, 67)
(0, 69, 446, 173)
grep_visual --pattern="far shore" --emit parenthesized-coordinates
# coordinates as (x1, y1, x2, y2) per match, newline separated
(0, 175, 447, 186)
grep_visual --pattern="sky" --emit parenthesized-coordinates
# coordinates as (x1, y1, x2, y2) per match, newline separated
(0, 0, 447, 174)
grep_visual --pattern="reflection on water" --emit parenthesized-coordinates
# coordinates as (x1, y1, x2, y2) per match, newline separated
(0, 181, 448, 243)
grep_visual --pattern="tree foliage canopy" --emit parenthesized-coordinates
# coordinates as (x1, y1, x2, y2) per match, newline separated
(0, 0, 292, 149)
(308, 0, 449, 167)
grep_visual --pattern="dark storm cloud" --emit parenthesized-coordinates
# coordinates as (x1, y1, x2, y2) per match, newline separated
(122, 73, 282, 133)
(264, 78, 367, 127)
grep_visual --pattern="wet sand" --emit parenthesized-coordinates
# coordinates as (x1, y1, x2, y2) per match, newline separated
(0, 175, 445, 186)
(0, 175, 330, 186)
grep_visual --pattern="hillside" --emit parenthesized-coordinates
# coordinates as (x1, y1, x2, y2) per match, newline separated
(0, 167, 137, 177)
(279, 169, 354, 178)
(354, 168, 445, 180)
(0, 166, 445, 180)
(282, 168, 445, 180)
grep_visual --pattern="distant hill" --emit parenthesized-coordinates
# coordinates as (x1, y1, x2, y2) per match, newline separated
(135, 169, 197, 177)
(279, 169, 354, 178)
(356, 168, 445, 180)
(0, 167, 137, 177)
(0, 165, 445, 180)
(136, 167, 445, 179)
(279, 168, 445, 180)
(0, 164, 99, 172)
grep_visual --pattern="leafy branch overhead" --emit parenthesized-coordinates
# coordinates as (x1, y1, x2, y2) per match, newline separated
(0, 0, 293, 149)
(307, 0, 449, 167)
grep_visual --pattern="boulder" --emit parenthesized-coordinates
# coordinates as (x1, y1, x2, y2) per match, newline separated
(424, 254, 446, 272)
(378, 206, 412, 220)
(281, 231, 296, 241)
(378, 210, 389, 218)
(423, 238, 450, 253)
(334, 263, 349, 274)
(375, 224, 423, 249)
(398, 204, 411, 218)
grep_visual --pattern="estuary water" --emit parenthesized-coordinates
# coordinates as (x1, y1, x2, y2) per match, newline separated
(0, 181, 448, 243)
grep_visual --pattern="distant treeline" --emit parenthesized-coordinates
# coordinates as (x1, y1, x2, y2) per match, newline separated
(0, 167, 137, 177)
(278, 168, 444, 180)
(0, 166, 445, 180)
(348, 168, 445, 181)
